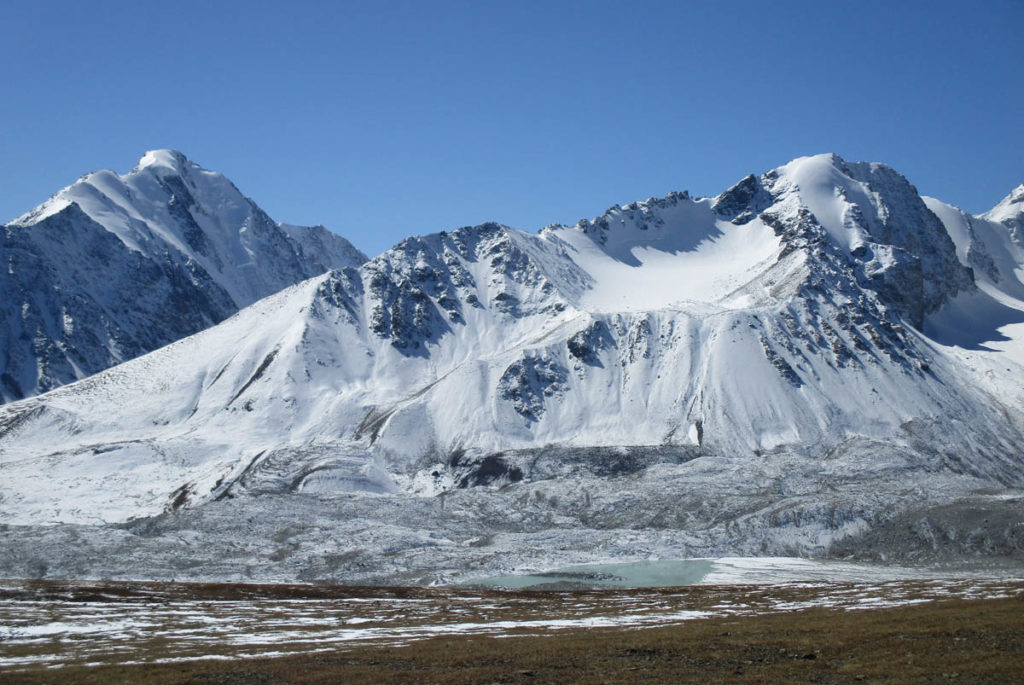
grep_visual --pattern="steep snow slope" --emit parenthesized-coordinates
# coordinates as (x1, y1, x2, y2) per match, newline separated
(0, 154, 1022, 533)
(983, 183, 1024, 246)
(0, 151, 367, 403)
(545, 194, 783, 312)
(923, 195, 1024, 409)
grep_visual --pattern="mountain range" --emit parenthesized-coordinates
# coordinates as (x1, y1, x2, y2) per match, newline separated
(0, 152, 1021, 583)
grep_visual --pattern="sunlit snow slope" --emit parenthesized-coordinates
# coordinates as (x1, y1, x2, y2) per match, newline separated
(0, 150, 367, 403)
(1, 154, 1022, 526)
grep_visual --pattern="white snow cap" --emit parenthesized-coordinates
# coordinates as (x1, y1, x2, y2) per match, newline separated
(136, 149, 191, 173)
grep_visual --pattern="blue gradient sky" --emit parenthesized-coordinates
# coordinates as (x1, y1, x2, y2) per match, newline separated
(2, 0, 1021, 256)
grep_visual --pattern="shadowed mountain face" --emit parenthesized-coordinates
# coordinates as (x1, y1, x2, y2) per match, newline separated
(0, 150, 367, 403)
(0, 154, 1022, 585)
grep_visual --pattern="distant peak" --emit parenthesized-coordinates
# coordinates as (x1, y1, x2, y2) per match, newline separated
(983, 182, 1024, 223)
(1002, 183, 1024, 206)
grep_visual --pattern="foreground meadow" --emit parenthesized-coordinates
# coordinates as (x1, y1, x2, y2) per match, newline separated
(1, 578, 1022, 682)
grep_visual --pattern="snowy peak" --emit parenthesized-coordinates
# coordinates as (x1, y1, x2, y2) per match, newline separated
(983, 183, 1024, 246)
(986, 183, 1024, 220)
(537, 153, 972, 329)
(768, 152, 948, 256)
(135, 148, 191, 173)
(1, 151, 367, 403)
(11, 149, 368, 304)
(749, 153, 973, 328)
(14, 150, 207, 227)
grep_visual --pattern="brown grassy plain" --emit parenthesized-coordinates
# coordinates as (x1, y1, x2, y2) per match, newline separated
(2, 580, 1022, 684)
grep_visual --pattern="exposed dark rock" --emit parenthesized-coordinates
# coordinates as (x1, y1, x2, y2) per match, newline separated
(567, 320, 614, 366)
(498, 354, 569, 420)
(456, 454, 524, 488)
(713, 174, 772, 223)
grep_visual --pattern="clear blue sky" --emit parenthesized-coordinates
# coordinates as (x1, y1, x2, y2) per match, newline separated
(2, 0, 1021, 256)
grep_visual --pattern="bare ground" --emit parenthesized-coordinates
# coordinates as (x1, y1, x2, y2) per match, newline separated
(2, 579, 1023, 684)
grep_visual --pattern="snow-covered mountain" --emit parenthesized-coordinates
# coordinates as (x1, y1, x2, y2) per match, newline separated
(0, 153, 1022, 584)
(982, 183, 1024, 247)
(0, 150, 367, 403)
(2, 153, 1022, 532)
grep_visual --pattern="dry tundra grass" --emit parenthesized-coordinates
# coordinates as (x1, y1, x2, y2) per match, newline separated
(2, 579, 1022, 683)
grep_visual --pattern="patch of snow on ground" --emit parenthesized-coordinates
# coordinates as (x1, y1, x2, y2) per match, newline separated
(2, 577, 1021, 670)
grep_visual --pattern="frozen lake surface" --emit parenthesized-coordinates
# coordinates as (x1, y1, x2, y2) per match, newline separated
(468, 559, 716, 589)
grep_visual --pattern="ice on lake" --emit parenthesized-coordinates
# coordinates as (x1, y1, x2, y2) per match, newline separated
(468, 559, 716, 589)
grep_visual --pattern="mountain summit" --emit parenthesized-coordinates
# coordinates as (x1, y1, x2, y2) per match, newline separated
(0, 151, 367, 403)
